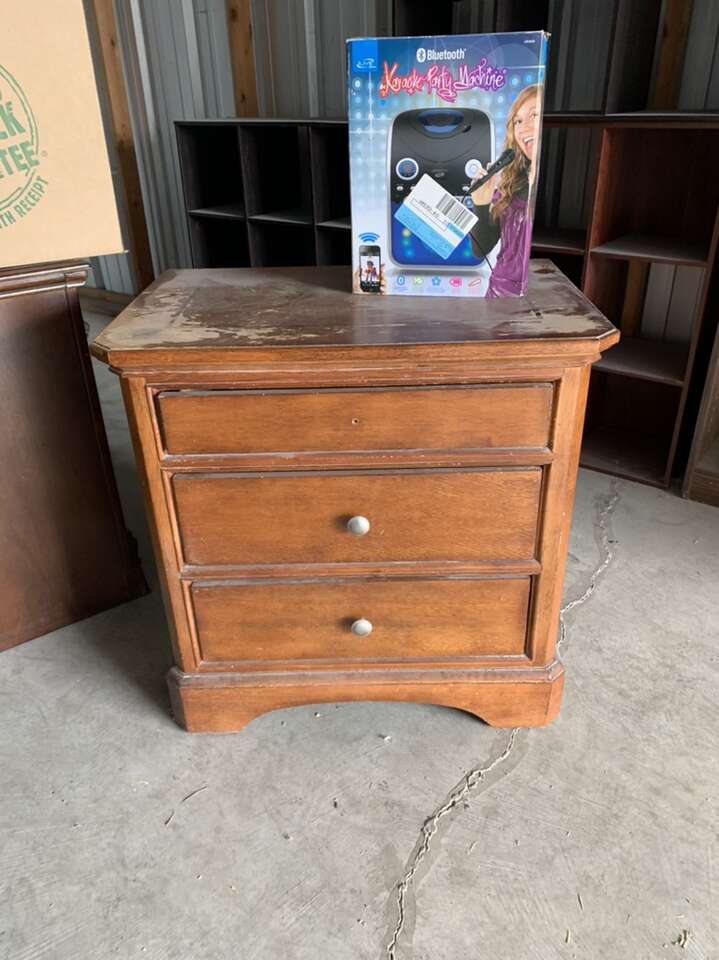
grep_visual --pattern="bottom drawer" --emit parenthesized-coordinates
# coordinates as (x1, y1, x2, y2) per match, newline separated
(191, 578, 530, 664)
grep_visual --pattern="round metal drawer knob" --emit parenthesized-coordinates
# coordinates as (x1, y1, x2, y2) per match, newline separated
(351, 618, 373, 637)
(347, 515, 370, 536)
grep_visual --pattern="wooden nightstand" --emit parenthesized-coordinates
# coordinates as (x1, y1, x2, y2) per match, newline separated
(91, 262, 618, 733)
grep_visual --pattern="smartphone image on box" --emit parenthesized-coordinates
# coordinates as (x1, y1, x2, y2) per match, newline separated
(359, 244, 381, 292)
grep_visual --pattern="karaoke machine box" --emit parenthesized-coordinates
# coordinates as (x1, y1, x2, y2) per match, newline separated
(347, 32, 549, 298)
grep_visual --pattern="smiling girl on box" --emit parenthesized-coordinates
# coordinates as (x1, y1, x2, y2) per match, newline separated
(470, 83, 542, 297)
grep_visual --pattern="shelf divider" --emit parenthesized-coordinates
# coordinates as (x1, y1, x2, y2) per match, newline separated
(188, 203, 245, 221)
(531, 226, 586, 255)
(249, 209, 314, 226)
(594, 337, 688, 386)
(590, 233, 708, 267)
(317, 217, 351, 231)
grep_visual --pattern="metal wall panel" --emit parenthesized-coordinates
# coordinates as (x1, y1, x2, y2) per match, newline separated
(679, 0, 719, 109)
(83, 0, 136, 294)
(252, 0, 390, 117)
(110, 0, 236, 280)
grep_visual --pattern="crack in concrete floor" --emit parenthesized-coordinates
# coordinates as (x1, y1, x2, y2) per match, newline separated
(385, 479, 622, 959)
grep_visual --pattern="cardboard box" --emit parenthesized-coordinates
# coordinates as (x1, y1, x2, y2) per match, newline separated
(0, 0, 123, 270)
(347, 32, 549, 298)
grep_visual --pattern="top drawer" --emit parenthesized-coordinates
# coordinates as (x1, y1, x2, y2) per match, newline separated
(156, 384, 552, 457)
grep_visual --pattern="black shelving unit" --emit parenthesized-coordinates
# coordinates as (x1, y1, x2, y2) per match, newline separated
(176, 119, 350, 270)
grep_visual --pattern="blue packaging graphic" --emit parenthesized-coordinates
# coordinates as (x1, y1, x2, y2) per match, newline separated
(347, 32, 549, 298)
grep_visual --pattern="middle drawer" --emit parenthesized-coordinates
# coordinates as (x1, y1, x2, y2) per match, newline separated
(172, 468, 542, 567)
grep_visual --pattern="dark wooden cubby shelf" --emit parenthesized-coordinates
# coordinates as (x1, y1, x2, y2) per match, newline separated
(176, 118, 350, 270)
(594, 339, 688, 387)
(531, 227, 586, 256)
(590, 235, 709, 268)
(188, 203, 245, 220)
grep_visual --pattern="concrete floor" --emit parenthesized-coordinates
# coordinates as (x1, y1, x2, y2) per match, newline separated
(1, 312, 718, 960)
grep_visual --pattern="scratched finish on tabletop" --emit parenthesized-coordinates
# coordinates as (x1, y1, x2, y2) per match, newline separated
(93, 261, 617, 354)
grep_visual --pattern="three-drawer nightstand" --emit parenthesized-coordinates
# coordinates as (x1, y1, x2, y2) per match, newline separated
(92, 262, 618, 732)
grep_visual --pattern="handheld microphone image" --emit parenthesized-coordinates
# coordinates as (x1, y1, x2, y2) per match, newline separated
(469, 147, 516, 189)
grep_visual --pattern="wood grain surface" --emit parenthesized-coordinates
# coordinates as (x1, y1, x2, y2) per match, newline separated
(157, 383, 552, 456)
(191, 577, 531, 663)
(172, 469, 542, 567)
(0, 262, 145, 650)
(168, 662, 565, 732)
(91, 261, 618, 362)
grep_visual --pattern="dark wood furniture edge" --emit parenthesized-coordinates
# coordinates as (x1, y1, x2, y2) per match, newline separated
(0, 260, 147, 652)
(66, 268, 149, 608)
(0, 259, 89, 298)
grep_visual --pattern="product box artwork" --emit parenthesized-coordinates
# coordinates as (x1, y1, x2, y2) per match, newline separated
(347, 32, 549, 298)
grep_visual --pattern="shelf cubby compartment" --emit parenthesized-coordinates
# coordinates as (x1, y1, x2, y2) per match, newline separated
(310, 123, 350, 228)
(583, 256, 701, 384)
(240, 124, 313, 224)
(594, 338, 688, 387)
(316, 226, 351, 267)
(188, 215, 250, 269)
(582, 373, 681, 487)
(534, 125, 597, 260)
(248, 222, 316, 268)
(588, 127, 719, 269)
(590, 234, 709, 267)
(177, 123, 244, 214)
(531, 227, 586, 256)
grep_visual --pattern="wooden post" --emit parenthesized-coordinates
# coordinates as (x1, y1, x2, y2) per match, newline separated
(621, 261, 649, 338)
(88, 0, 155, 292)
(226, 0, 259, 116)
(650, 0, 693, 110)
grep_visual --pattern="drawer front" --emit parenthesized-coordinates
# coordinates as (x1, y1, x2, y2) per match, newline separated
(173, 469, 541, 566)
(157, 384, 552, 456)
(192, 578, 530, 663)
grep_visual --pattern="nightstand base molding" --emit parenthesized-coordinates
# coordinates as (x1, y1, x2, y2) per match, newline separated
(167, 661, 565, 733)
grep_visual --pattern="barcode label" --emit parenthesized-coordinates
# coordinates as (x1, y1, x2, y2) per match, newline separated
(395, 173, 478, 260)
(436, 193, 475, 231)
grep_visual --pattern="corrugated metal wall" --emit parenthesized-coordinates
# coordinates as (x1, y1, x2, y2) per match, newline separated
(251, 0, 390, 118)
(680, 0, 719, 108)
(87, 0, 235, 290)
(84, 0, 137, 294)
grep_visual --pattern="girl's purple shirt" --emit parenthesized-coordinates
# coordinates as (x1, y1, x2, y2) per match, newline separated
(486, 188, 532, 298)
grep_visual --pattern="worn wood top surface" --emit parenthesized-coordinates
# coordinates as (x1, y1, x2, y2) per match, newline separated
(92, 261, 617, 359)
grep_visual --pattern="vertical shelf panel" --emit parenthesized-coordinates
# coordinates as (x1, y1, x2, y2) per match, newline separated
(310, 123, 351, 228)
(240, 122, 313, 225)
